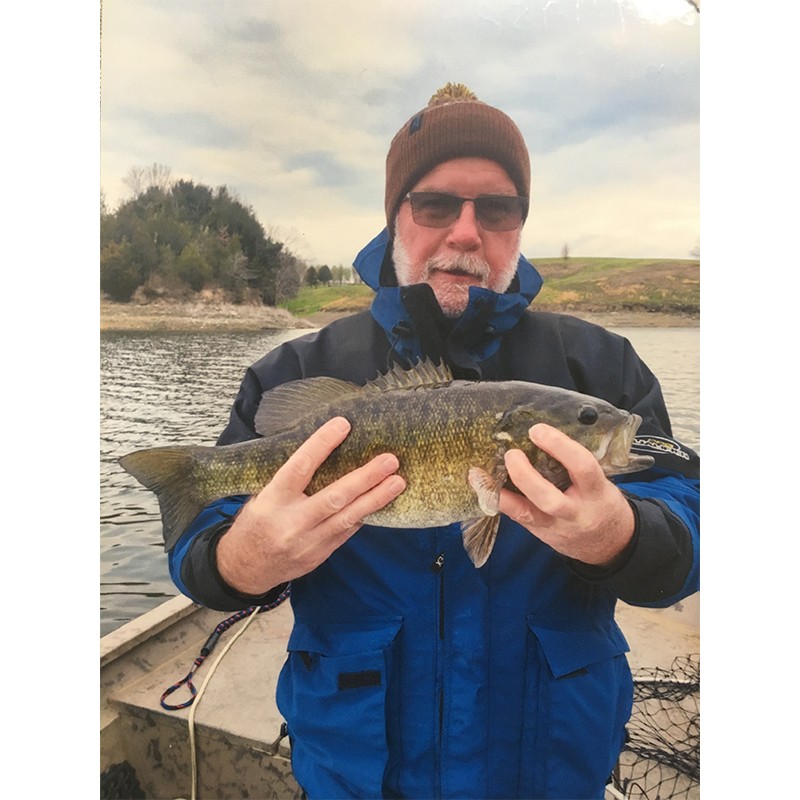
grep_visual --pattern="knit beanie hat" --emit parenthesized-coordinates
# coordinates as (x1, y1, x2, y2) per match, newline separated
(385, 83, 530, 233)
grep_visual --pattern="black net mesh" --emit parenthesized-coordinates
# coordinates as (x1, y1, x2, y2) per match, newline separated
(100, 761, 146, 800)
(609, 654, 700, 800)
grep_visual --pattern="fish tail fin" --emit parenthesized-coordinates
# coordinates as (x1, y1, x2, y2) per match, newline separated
(119, 446, 209, 551)
(461, 515, 501, 569)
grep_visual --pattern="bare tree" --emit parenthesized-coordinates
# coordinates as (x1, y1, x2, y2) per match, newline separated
(275, 250, 307, 302)
(122, 163, 173, 198)
(122, 166, 147, 198)
(143, 162, 172, 192)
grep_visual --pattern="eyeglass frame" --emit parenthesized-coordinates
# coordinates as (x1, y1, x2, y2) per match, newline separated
(403, 191, 529, 232)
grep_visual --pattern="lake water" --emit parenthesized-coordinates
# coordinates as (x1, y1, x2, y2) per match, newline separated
(99, 325, 700, 637)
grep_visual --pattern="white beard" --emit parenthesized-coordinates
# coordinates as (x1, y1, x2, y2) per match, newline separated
(392, 230, 520, 318)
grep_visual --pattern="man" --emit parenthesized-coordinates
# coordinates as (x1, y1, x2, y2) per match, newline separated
(169, 84, 700, 799)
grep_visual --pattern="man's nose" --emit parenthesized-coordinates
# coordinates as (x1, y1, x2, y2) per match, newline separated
(446, 200, 482, 250)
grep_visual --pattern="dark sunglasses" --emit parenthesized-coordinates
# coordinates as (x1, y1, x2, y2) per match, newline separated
(405, 191, 528, 232)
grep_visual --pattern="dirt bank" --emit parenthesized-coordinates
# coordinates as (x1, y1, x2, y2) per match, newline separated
(101, 300, 698, 334)
(100, 300, 316, 333)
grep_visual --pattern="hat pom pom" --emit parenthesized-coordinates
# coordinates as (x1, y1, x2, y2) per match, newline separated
(428, 83, 478, 106)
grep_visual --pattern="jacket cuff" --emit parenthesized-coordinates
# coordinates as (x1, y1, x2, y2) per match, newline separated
(569, 494, 693, 604)
(208, 523, 290, 607)
(181, 516, 288, 611)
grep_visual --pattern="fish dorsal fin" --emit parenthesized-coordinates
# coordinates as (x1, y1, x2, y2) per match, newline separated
(365, 358, 454, 392)
(253, 360, 454, 437)
(254, 376, 362, 436)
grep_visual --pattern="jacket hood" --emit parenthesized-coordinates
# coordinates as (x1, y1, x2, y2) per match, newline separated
(353, 228, 544, 369)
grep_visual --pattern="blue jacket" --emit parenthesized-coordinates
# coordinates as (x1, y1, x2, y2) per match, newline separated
(170, 230, 700, 799)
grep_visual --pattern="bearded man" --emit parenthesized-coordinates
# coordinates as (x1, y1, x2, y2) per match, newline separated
(168, 84, 700, 800)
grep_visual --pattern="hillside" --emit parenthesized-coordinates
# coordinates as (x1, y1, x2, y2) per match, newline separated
(530, 257, 699, 315)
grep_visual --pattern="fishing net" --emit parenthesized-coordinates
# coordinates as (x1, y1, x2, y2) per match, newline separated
(100, 761, 145, 800)
(608, 654, 700, 800)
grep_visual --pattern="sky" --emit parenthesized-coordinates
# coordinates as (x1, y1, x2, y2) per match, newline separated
(100, 0, 701, 266)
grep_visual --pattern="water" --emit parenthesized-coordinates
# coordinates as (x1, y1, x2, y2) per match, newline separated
(99, 326, 699, 637)
(100, 329, 311, 636)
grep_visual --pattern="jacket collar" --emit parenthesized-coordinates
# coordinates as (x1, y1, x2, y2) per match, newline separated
(353, 228, 544, 370)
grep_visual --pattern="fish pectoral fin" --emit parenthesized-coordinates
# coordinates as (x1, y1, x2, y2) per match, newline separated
(467, 466, 505, 515)
(461, 515, 501, 569)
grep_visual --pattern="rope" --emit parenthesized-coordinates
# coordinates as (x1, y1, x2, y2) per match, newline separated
(160, 587, 290, 711)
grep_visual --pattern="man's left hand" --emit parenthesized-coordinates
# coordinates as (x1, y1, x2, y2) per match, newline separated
(497, 423, 635, 567)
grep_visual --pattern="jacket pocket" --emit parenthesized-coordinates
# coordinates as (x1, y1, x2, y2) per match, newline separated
(520, 614, 633, 799)
(276, 616, 403, 799)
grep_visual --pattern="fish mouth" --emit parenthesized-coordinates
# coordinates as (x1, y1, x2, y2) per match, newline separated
(595, 413, 647, 469)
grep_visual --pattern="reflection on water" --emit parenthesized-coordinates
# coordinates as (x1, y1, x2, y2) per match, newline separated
(100, 325, 699, 636)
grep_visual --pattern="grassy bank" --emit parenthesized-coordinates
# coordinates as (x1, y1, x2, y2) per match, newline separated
(279, 283, 374, 317)
(531, 257, 699, 315)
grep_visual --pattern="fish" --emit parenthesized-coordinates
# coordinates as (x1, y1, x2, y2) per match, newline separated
(119, 360, 653, 568)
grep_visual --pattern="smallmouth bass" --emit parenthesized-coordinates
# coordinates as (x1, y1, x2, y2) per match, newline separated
(120, 360, 653, 568)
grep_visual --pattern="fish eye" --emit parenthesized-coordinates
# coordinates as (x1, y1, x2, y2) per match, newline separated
(578, 405, 599, 425)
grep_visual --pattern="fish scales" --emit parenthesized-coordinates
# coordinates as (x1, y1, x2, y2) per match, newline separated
(307, 382, 506, 527)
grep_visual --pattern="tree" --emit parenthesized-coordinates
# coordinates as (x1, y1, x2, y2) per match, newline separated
(317, 264, 333, 286)
(122, 166, 147, 199)
(175, 243, 212, 291)
(305, 266, 319, 286)
(143, 162, 172, 192)
(100, 239, 140, 301)
(275, 250, 305, 303)
(561, 242, 570, 261)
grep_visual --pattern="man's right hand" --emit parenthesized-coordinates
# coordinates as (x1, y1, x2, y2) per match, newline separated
(215, 416, 406, 596)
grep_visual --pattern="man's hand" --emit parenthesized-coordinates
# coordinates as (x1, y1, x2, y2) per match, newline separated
(216, 417, 406, 595)
(497, 423, 635, 567)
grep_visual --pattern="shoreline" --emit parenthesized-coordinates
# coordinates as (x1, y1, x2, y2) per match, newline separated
(100, 300, 699, 334)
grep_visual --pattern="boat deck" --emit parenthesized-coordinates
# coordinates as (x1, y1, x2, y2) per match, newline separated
(101, 595, 699, 799)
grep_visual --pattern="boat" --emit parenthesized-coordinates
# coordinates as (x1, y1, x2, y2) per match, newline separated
(100, 595, 302, 799)
(100, 594, 699, 799)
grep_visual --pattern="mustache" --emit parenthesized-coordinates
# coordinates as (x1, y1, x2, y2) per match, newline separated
(422, 253, 491, 282)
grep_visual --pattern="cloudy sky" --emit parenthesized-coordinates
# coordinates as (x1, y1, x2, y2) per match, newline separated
(100, 0, 700, 267)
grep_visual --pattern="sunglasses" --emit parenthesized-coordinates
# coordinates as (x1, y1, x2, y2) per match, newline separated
(405, 191, 528, 232)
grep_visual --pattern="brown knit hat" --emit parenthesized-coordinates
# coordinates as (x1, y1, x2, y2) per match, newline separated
(385, 83, 530, 233)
